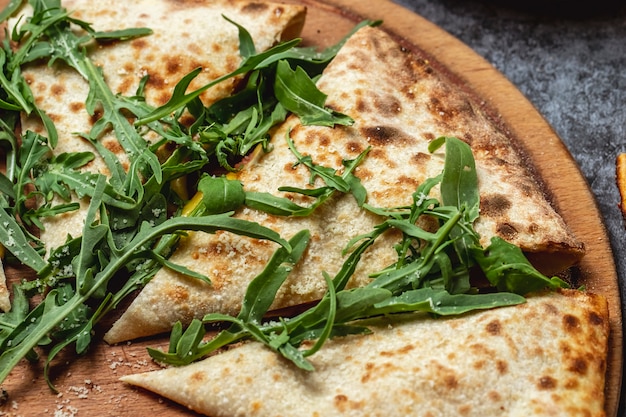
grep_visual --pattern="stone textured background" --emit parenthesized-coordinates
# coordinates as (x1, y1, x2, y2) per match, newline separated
(392, 0, 625, 413)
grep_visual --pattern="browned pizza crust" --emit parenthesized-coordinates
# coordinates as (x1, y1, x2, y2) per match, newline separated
(121, 290, 609, 417)
(104, 26, 584, 344)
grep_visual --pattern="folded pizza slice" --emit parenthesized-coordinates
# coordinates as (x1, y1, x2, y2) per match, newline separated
(15, 0, 306, 251)
(121, 289, 609, 417)
(104, 25, 584, 344)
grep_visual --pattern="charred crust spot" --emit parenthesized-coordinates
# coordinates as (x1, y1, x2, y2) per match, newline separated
(283, 162, 297, 174)
(360, 125, 412, 146)
(117, 77, 134, 95)
(165, 57, 182, 75)
(179, 113, 196, 127)
(165, 284, 190, 303)
(51, 83, 66, 96)
(397, 175, 420, 188)
(563, 314, 581, 332)
(90, 109, 103, 125)
(588, 311, 605, 326)
(226, 55, 240, 72)
(428, 96, 450, 119)
(356, 97, 370, 113)
(48, 113, 61, 123)
(368, 148, 388, 160)
(568, 357, 588, 375)
(373, 94, 402, 117)
(131, 38, 147, 50)
(443, 374, 458, 389)
(147, 74, 166, 90)
(346, 141, 364, 154)
(458, 405, 472, 415)
(334, 394, 348, 411)
(317, 133, 331, 147)
(538, 376, 557, 390)
(564, 378, 579, 389)
(485, 320, 501, 336)
(496, 222, 519, 239)
(380, 344, 415, 357)
(211, 42, 222, 53)
(190, 371, 205, 383)
(303, 130, 317, 146)
(69, 102, 84, 113)
(103, 136, 123, 154)
(422, 132, 436, 141)
(411, 152, 432, 166)
(480, 194, 512, 217)
(156, 92, 172, 107)
(496, 360, 508, 374)
(543, 303, 559, 315)
(241, 2, 270, 13)
(488, 391, 501, 402)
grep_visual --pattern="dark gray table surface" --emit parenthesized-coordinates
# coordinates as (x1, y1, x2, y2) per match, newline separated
(391, 0, 626, 414)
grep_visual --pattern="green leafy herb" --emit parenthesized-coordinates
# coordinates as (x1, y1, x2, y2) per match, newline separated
(197, 175, 246, 215)
(274, 60, 353, 126)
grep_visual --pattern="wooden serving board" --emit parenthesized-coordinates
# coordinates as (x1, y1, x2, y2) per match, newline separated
(1, 1, 622, 416)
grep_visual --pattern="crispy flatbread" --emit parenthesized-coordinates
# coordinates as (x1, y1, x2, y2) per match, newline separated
(104, 25, 584, 344)
(16, 0, 306, 251)
(121, 289, 609, 417)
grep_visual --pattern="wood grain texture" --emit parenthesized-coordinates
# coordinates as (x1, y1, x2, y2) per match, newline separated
(1, 1, 621, 416)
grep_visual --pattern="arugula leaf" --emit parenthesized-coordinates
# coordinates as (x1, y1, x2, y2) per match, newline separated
(237, 229, 310, 324)
(196, 175, 246, 215)
(33, 152, 136, 210)
(366, 287, 525, 316)
(472, 236, 569, 294)
(430, 136, 480, 266)
(274, 60, 353, 127)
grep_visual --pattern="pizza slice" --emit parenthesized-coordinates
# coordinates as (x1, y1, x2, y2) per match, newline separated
(121, 289, 609, 417)
(14, 0, 306, 251)
(103, 25, 584, 344)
